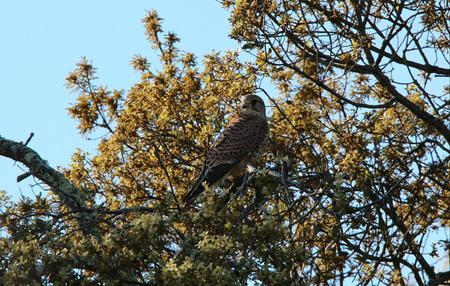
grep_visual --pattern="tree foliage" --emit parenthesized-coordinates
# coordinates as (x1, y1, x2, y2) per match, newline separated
(1, 2, 449, 285)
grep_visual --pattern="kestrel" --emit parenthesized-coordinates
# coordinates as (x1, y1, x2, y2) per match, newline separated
(182, 94, 269, 205)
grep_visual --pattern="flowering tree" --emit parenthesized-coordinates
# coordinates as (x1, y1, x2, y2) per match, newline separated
(0, 2, 449, 285)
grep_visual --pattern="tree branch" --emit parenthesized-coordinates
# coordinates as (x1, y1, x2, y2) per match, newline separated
(372, 68, 450, 144)
(0, 135, 99, 237)
(428, 270, 450, 286)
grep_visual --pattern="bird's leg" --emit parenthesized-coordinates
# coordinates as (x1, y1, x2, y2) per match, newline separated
(237, 171, 253, 195)
(226, 169, 256, 205)
(216, 170, 255, 213)
(217, 164, 266, 214)
(240, 183, 268, 218)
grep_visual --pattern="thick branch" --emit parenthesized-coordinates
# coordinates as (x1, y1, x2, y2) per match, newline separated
(428, 270, 450, 286)
(0, 135, 99, 237)
(373, 69, 450, 144)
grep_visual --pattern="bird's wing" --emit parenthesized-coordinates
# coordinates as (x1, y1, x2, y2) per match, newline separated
(206, 113, 268, 168)
(183, 113, 268, 205)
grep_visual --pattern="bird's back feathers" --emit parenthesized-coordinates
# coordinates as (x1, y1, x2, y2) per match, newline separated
(182, 112, 268, 206)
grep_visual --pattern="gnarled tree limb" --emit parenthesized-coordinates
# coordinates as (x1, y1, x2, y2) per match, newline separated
(0, 135, 99, 237)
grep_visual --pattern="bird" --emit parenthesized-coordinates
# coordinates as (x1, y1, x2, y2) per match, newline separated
(182, 94, 269, 206)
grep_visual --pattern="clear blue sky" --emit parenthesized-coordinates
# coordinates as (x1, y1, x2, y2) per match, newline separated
(0, 1, 237, 196)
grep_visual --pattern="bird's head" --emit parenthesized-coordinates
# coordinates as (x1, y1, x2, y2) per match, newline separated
(240, 94, 266, 117)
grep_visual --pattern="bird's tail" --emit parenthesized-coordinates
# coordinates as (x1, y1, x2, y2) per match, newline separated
(182, 167, 207, 206)
(183, 162, 239, 206)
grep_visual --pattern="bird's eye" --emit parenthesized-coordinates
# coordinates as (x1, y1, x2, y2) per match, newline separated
(252, 99, 258, 105)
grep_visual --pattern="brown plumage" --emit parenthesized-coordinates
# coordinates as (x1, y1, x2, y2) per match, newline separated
(182, 94, 269, 205)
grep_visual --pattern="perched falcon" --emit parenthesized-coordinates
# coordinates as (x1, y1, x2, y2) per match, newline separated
(182, 94, 269, 205)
